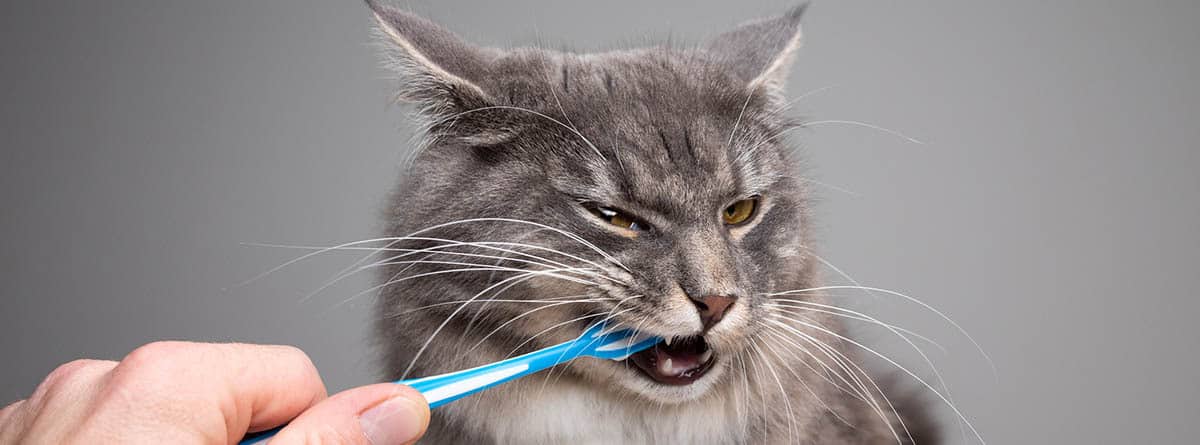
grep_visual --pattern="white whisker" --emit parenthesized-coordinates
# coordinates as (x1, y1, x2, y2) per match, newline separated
(765, 285, 995, 375)
(798, 119, 924, 145)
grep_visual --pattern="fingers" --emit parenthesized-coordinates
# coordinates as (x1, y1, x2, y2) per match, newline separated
(0, 400, 28, 443)
(0, 399, 25, 425)
(270, 383, 429, 445)
(3, 342, 385, 444)
(85, 341, 329, 443)
(0, 359, 117, 443)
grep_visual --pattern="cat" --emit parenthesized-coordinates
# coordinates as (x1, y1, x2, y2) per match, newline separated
(365, 1, 939, 443)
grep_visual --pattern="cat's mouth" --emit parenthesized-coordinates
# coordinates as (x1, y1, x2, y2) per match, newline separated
(626, 335, 716, 385)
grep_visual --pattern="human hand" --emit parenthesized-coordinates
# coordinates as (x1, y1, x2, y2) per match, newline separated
(0, 342, 429, 444)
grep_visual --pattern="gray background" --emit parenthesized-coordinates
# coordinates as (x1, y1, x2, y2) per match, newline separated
(2, 1, 1197, 443)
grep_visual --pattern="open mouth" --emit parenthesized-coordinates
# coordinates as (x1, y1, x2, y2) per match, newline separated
(627, 335, 716, 385)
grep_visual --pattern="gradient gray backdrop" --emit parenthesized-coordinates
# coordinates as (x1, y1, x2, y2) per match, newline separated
(3, 1, 1198, 443)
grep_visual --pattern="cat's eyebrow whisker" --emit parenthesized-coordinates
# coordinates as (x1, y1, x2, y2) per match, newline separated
(765, 301, 946, 352)
(536, 52, 600, 161)
(797, 177, 862, 197)
(727, 88, 757, 148)
(763, 284, 995, 375)
(764, 318, 909, 444)
(772, 84, 838, 116)
(412, 104, 608, 163)
(797, 119, 925, 145)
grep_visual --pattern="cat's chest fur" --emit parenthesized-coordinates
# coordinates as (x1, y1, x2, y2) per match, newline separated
(432, 376, 749, 444)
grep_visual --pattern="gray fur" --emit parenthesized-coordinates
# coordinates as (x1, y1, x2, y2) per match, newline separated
(366, 2, 936, 443)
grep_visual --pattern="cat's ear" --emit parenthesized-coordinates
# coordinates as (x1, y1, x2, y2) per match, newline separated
(367, 1, 495, 120)
(704, 4, 807, 92)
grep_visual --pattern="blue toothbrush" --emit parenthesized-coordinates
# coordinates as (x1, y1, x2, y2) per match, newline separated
(240, 324, 660, 444)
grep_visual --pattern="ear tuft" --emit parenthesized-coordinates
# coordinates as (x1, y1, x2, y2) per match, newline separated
(366, 1, 495, 119)
(705, 3, 808, 92)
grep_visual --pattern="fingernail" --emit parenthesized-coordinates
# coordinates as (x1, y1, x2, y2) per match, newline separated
(359, 393, 427, 445)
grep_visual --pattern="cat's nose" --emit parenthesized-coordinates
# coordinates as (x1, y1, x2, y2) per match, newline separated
(690, 295, 736, 330)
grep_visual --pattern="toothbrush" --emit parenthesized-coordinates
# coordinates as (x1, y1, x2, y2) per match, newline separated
(240, 324, 660, 444)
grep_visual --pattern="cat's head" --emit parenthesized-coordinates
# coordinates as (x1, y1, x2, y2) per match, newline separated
(371, 2, 820, 404)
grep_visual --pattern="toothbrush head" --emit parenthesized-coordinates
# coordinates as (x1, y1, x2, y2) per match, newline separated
(580, 323, 661, 361)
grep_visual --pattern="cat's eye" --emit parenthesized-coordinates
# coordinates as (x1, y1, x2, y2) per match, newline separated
(587, 205, 649, 232)
(722, 198, 758, 226)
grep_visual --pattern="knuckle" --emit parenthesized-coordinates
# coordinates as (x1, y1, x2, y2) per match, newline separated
(267, 344, 323, 389)
(43, 359, 91, 386)
(123, 341, 193, 367)
(38, 359, 111, 394)
(21, 359, 115, 422)
(110, 342, 200, 392)
(273, 344, 313, 366)
(0, 399, 26, 423)
(281, 345, 320, 378)
(117, 341, 201, 377)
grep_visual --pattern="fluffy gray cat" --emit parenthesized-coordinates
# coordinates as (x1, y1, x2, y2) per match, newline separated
(365, 2, 939, 443)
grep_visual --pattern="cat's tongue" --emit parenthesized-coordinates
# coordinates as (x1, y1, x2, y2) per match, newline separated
(628, 336, 716, 385)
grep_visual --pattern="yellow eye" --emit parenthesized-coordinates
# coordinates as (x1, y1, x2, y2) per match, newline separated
(588, 206, 648, 232)
(722, 198, 758, 225)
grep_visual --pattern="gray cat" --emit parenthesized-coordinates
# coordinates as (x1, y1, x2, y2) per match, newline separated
(365, 1, 938, 443)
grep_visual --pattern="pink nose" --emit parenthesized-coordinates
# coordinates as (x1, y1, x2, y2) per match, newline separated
(691, 295, 736, 330)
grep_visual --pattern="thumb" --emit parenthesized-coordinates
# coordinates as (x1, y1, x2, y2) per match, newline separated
(269, 383, 429, 445)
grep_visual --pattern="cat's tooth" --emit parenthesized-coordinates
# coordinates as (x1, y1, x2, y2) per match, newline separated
(664, 336, 673, 346)
(659, 358, 674, 375)
(699, 349, 713, 364)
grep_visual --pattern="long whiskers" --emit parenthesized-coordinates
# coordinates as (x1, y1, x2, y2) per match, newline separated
(764, 317, 910, 444)
(766, 300, 945, 352)
(765, 285, 995, 374)
(773, 313, 985, 443)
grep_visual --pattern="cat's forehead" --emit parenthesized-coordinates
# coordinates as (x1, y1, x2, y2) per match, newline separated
(491, 49, 747, 120)
(490, 51, 785, 219)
